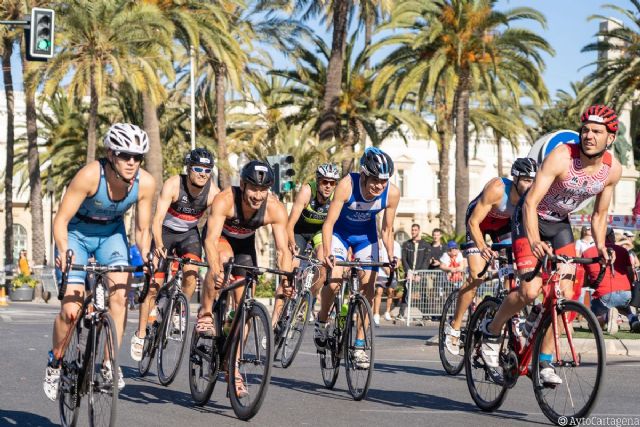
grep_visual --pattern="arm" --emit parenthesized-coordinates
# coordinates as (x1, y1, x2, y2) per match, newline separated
(53, 162, 100, 266)
(438, 254, 453, 272)
(151, 176, 179, 255)
(322, 175, 352, 266)
(468, 178, 505, 260)
(591, 160, 622, 263)
(269, 196, 293, 274)
(523, 145, 570, 259)
(203, 191, 232, 279)
(135, 171, 156, 258)
(286, 184, 312, 251)
(380, 184, 400, 262)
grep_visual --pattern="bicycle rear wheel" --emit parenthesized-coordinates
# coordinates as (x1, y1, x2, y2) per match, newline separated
(157, 293, 190, 386)
(344, 295, 375, 401)
(88, 313, 119, 427)
(319, 304, 340, 389)
(438, 289, 470, 375)
(281, 291, 312, 368)
(188, 328, 219, 406)
(532, 300, 605, 425)
(138, 324, 156, 377)
(228, 302, 273, 420)
(464, 298, 509, 412)
(59, 319, 82, 427)
(273, 299, 292, 361)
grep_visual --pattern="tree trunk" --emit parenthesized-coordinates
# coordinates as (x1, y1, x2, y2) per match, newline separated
(496, 130, 504, 177)
(364, 8, 373, 70)
(341, 119, 360, 175)
(454, 69, 471, 235)
(87, 62, 98, 163)
(318, 0, 350, 141)
(214, 62, 230, 189)
(3, 38, 15, 266)
(437, 130, 452, 233)
(142, 93, 163, 205)
(22, 53, 45, 266)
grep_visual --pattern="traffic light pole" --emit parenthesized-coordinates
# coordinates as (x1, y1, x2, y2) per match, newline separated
(0, 20, 29, 27)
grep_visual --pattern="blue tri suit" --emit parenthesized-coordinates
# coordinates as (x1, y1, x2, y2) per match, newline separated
(331, 173, 389, 272)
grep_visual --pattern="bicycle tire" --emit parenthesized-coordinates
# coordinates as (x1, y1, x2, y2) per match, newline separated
(228, 301, 273, 420)
(157, 293, 190, 386)
(59, 318, 82, 427)
(464, 298, 509, 412)
(531, 300, 605, 425)
(188, 328, 219, 406)
(88, 313, 119, 427)
(138, 323, 156, 377)
(319, 303, 340, 389)
(273, 299, 292, 361)
(344, 294, 375, 401)
(281, 291, 312, 368)
(438, 289, 469, 375)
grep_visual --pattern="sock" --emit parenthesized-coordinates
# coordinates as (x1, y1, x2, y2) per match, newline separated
(539, 353, 553, 364)
(354, 339, 365, 348)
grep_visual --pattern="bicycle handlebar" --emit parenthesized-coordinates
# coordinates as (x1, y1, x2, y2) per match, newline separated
(164, 255, 209, 268)
(136, 253, 155, 304)
(222, 258, 295, 281)
(520, 253, 608, 285)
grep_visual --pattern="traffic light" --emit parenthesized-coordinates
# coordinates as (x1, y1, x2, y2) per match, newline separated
(28, 8, 55, 59)
(266, 154, 295, 195)
(278, 154, 295, 193)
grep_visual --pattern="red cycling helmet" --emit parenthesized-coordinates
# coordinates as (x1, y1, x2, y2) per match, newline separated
(580, 104, 619, 133)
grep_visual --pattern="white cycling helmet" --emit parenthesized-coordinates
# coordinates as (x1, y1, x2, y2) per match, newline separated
(316, 163, 340, 180)
(103, 123, 149, 154)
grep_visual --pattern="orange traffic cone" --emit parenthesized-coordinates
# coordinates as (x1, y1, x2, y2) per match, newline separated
(0, 287, 9, 307)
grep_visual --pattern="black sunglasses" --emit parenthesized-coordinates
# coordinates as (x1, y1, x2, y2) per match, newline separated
(115, 151, 144, 162)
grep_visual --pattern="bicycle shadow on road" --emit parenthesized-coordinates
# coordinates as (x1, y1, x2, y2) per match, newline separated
(0, 410, 57, 426)
(269, 374, 356, 402)
(373, 362, 443, 378)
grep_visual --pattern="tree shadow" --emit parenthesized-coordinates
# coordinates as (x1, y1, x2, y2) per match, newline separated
(0, 410, 57, 427)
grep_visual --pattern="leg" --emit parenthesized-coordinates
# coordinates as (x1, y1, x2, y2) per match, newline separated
(106, 271, 131, 348)
(52, 285, 86, 358)
(137, 277, 160, 339)
(385, 286, 394, 317)
(373, 284, 383, 316)
(452, 253, 484, 330)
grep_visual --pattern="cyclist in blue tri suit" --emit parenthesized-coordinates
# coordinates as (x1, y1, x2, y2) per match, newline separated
(43, 124, 156, 400)
(444, 158, 537, 356)
(315, 147, 400, 369)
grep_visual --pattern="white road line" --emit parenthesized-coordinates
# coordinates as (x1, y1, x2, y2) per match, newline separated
(1, 315, 12, 322)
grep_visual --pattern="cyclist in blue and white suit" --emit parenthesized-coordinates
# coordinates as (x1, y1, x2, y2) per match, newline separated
(315, 147, 400, 368)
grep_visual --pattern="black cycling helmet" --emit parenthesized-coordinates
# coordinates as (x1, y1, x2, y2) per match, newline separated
(360, 147, 394, 179)
(511, 157, 537, 178)
(185, 147, 214, 167)
(240, 160, 275, 187)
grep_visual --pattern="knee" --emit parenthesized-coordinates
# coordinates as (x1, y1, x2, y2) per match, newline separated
(108, 291, 126, 310)
(60, 304, 81, 324)
(519, 287, 539, 304)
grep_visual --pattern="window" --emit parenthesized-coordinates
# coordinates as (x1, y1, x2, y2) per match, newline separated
(13, 224, 28, 262)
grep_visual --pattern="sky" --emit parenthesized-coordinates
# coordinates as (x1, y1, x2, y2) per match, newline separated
(0, 0, 636, 101)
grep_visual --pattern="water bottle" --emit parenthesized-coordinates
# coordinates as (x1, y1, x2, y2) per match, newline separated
(95, 283, 105, 310)
(522, 303, 542, 338)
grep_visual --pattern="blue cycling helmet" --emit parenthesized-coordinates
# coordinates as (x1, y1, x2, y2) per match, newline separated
(360, 147, 394, 179)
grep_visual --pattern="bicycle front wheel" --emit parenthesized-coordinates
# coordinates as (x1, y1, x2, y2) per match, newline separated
(88, 313, 119, 427)
(281, 291, 312, 368)
(59, 319, 82, 427)
(439, 289, 468, 375)
(344, 295, 375, 401)
(531, 300, 605, 425)
(157, 293, 190, 386)
(188, 328, 219, 406)
(228, 302, 273, 420)
(138, 324, 155, 377)
(464, 298, 509, 412)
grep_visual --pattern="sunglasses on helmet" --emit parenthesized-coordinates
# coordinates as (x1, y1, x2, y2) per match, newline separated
(115, 151, 144, 162)
(191, 166, 212, 174)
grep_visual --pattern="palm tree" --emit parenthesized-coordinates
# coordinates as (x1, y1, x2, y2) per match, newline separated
(355, 0, 393, 69)
(44, 0, 174, 164)
(0, 0, 22, 266)
(375, 0, 552, 233)
(581, 2, 640, 110)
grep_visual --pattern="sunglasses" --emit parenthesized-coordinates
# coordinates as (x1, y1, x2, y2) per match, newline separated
(191, 166, 212, 174)
(319, 179, 337, 187)
(115, 151, 144, 162)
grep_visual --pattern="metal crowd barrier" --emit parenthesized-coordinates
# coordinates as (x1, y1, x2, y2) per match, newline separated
(404, 270, 498, 326)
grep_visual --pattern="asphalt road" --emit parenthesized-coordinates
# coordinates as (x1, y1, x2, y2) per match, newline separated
(1, 302, 639, 426)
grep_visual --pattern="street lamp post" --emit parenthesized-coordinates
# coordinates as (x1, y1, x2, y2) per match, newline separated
(46, 176, 54, 266)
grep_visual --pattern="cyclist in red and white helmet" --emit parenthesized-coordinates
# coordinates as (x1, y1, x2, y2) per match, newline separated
(479, 105, 622, 386)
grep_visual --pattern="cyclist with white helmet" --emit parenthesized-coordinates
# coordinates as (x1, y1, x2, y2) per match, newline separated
(287, 163, 340, 306)
(44, 123, 156, 399)
(443, 158, 537, 356)
(315, 147, 400, 369)
(130, 148, 220, 362)
(480, 105, 623, 385)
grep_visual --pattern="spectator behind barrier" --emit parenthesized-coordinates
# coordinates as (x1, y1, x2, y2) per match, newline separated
(439, 241, 466, 284)
(427, 228, 445, 269)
